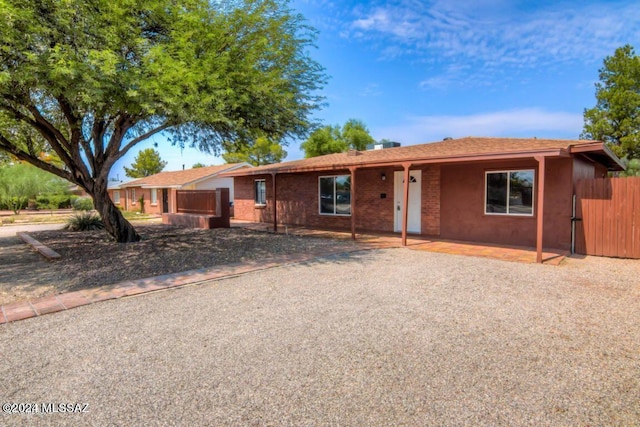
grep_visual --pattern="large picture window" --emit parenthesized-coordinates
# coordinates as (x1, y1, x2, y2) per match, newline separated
(485, 170, 534, 216)
(254, 179, 266, 206)
(319, 175, 351, 215)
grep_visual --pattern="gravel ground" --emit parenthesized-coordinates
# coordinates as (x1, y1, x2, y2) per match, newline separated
(0, 225, 357, 305)
(1, 249, 638, 426)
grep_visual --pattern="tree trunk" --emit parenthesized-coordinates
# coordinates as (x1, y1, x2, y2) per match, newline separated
(92, 185, 141, 243)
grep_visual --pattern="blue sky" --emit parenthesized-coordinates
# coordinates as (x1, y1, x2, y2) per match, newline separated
(110, 0, 640, 181)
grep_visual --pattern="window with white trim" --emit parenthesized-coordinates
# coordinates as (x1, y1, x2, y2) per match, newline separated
(319, 175, 351, 215)
(131, 188, 136, 204)
(254, 179, 266, 206)
(151, 188, 158, 205)
(485, 170, 534, 216)
(113, 190, 121, 204)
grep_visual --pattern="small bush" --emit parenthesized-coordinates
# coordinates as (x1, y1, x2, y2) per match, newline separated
(64, 212, 104, 231)
(72, 197, 94, 211)
(37, 194, 76, 209)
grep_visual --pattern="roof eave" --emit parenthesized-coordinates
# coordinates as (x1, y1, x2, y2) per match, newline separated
(570, 142, 625, 171)
(223, 148, 568, 176)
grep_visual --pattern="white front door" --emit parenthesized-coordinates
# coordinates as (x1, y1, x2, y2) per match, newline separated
(394, 170, 422, 233)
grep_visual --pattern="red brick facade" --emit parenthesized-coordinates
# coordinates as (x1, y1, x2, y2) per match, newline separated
(234, 166, 442, 235)
(233, 158, 608, 250)
(108, 187, 167, 215)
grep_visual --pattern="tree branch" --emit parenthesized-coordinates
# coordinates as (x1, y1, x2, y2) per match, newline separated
(102, 123, 172, 173)
(119, 123, 172, 157)
(0, 102, 77, 170)
(0, 132, 75, 184)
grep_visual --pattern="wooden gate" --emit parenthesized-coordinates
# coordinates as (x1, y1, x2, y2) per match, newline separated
(574, 177, 640, 258)
(176, 190, 217, 215)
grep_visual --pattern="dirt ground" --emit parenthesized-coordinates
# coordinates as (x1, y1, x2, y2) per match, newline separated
(0, 224, 358, 305)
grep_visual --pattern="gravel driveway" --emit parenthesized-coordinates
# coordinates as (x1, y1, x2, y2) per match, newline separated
(1, 249, 639, 426)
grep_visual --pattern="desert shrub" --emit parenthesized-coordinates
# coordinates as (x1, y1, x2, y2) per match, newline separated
(64, 212, 104, 231)
(37, 194, 76, 209)
(72, 197, 94, 211)
(0, 196, 27, 214)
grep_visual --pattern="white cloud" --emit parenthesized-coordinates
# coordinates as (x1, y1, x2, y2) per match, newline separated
(373, 108, 584, 145)
(347, 0, 640, 85)
(360, 83, 383, 97)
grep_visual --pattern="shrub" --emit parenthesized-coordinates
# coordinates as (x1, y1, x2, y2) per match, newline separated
(72, 197, 94, 211)
(36, 194, 76, 210)
(64, 212, 104, 231)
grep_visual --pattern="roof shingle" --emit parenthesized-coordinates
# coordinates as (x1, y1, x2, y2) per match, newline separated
(224, 137, 621, 175)
(122, 163, 249, 188)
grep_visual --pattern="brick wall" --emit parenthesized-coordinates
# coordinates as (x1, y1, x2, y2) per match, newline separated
(109, 186, 165, 215)
(420, 165, 441, 236)
(233, 166, 441, 235)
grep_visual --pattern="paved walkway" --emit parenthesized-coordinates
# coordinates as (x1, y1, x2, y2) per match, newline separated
(1, 222, 567, 324)
(233, 221, 568, 265)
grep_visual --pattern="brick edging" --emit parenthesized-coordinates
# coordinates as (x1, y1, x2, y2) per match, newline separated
(16, 232, 61, 260)
(0, 246, 377, 325)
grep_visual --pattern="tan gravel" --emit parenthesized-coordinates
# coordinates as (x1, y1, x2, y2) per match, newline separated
(1, 249, 638, 426)
(0, 225, 358, 305)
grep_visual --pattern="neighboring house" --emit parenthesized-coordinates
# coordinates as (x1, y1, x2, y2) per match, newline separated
(108, 163, 252, 215)
(225, 137, 623, 262)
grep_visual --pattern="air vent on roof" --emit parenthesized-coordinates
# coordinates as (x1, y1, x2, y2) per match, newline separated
(366, 141, 401, 150)
(443, 137, 453, 141)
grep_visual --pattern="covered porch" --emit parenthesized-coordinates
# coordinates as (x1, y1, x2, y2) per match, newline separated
(231, 220, 568, 265)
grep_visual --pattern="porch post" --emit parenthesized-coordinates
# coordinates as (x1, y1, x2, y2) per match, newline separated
(349, 166, 357, 240)
(271, 172, 277, 232)
(535, 156, 546, 263)
(402, 163, 411, 246)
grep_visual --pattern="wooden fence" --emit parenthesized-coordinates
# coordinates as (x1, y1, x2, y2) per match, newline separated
(574, 177, 640, 258)
(176, 190, 217, 215)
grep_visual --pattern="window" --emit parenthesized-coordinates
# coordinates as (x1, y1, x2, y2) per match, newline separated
(254, 180, 266, 205)
(131, 188, 136, 204)
(319, 175, 351, 215)
(151, 188, 158, 205)
(485, 170, 534, 216)
(113, 190, 121, 204)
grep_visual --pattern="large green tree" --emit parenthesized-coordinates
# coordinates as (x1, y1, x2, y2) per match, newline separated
(301, 119, 374, 158)
(0, 162, 69, 214)
(0, 0, 325, 242)
(222, 136, 287, 165)
(124, 148, 167, 178)
(581, 45, 640, 159)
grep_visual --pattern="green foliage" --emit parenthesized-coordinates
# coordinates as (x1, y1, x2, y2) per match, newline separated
(342, 119, 376, 151)
(222, 136, 287, 165)
(0, 0, 326, 242)
(0, 163, 70, 213)
(192, 163, 208, 168)
(582, 45, 640, 160)
(138, 195, 145, 214)
(301, 119, 375, 158)
(35, 194, 77, 210)
(619, 158, 640, 177)
(72, 197, 94, 211)
(64, 212, 104, 231)
(124, 148, 167, 178)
